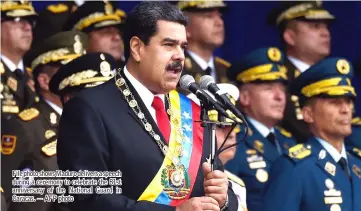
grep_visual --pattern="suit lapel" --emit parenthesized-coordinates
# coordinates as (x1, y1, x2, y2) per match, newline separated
(245, 122, 279, 162)
(348, 153, 361, 210)
(310, 138, 352, 197)
(119, 70, 168, 146)
(2, 62, 24, 101)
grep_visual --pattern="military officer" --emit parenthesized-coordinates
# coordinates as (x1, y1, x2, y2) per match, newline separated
(1, 30, 88, 211)
(63, 1, 126, 67)
(263, 58, 361, 211)
(177, 1, 230, 84)
(225, 47, 297, 211)
(1, 0, 38, 118)
(267, 1, 335, 143)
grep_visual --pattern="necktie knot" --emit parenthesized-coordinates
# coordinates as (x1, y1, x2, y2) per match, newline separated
(204, 66, 212, 76)
(14, 68, 23, 79)
(266, 132, 276, 144)
(152, 96, 165, 111)
(338, 157, 351, 180)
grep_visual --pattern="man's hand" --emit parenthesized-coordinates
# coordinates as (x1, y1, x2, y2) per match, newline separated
(202, 162, 228, 208)
(175, 196, 220, 211)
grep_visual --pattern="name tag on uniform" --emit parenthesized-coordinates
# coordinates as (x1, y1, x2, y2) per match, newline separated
(249, 161, 266, 169)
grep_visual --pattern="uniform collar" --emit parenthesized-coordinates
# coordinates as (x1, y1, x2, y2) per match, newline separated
(288, 56, 311, 73)
(123, 66, 165, 109)
(0, 53, 24, 73)
(247, 116, 275, 138)
(316, 137, 348, 163)
(187, 50, 215, 72)
(44, 99, 63, 115)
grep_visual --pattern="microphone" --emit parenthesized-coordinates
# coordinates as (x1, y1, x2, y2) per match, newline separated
(179, 75, 233, 120)
(200, 75, 244, 119)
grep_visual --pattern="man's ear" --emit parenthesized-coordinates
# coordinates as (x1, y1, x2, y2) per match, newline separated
(239, 88, 250, 108)
(283, 28, 296, 47)
(129, 36, 143, 62)
(302, 105, 314, 124)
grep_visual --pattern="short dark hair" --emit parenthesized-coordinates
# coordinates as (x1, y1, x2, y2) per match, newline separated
(123, 1, 187, 60)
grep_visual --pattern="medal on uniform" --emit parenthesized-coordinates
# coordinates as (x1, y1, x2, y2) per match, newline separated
(352, 164, 361, 178)
(319, 149, 326, 160)
(50, 112, 57, 125)
(161, 164, 190, 199)
(325, 162, 336, 176)
(330, 204, 341, 211)
(255, 169, 268, 183)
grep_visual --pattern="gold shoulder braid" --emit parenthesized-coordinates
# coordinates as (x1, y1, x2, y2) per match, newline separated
(113, 70, 185, 168)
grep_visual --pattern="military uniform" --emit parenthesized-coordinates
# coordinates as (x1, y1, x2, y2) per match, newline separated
(263, 57, 361, 211)
(177, 1, 230, 84)
(1, 31, 88, 211)
(225, 47, 297, 211)
(267, 1, 335, 143)
(0, 1, 38, 118)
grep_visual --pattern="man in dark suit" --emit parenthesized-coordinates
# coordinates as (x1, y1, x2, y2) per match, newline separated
(56, 2, 238, 211)
(63, 1, 127, 67)
(267, 1, 335, 143)
(263, 58, 361, 211)
(1, 30, 88, 211)
(0, 1, 38, 118)
(177, 1, 230, 84)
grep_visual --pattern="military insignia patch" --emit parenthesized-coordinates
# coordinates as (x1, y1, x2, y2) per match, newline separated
(336, 59, 350, 75)
(18, 108, 39, 121)
(254, 140, 264, 153)
(7, 77, 17, 92)
(352, 148, 361, 158)
(1, 135, 16, 155)
(288, 144, 311, 159)
(50, 112, 57, 125)
(352, 165, 361, 178)
(246, 149, 257, 155)
(104, 2, 114, 15)
(325, 162, 336, 176)
(267, 47, 281, 62)
(330, 204, 341, 211)
(41, 140, 57, 156)
(255, 169, 268, 183)
(279, 128, 292, 138)
(45, 130, 56, 140)
(100, 54, 112, 77)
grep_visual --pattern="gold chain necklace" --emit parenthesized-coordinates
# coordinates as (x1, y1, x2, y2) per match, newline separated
(114, 71, 184, 167)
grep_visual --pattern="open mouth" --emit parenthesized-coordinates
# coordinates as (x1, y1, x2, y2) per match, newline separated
(166, 68, 182, 74)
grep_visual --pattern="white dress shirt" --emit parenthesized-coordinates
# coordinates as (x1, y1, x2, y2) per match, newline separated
(316, 137, 348, 164)
(45, 100, 63, 115)
(0, 53, 24, 73)
(187, 50, 217, 80)
(123, 66, 165, 125)
(288, 56, 311, 73)
(247, 116, 275, 138)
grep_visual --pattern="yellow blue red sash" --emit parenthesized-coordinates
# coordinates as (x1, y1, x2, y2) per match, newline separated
(138, 90, 203, 206)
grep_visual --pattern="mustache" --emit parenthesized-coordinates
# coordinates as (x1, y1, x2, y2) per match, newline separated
(167, 61, 183, 70)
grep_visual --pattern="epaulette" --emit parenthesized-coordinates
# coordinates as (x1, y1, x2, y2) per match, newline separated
(0, 61, 4, 75)
(352, 117, 361, 126)
(215, 57, 231, 68)
(276, 126, 293, 138)
(18, 108, 40, 121)
(287, 144, 311, 161)
(351, 148, 361, 159)
(47, 3, 69, 13)
(225, 170, 245, 187)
